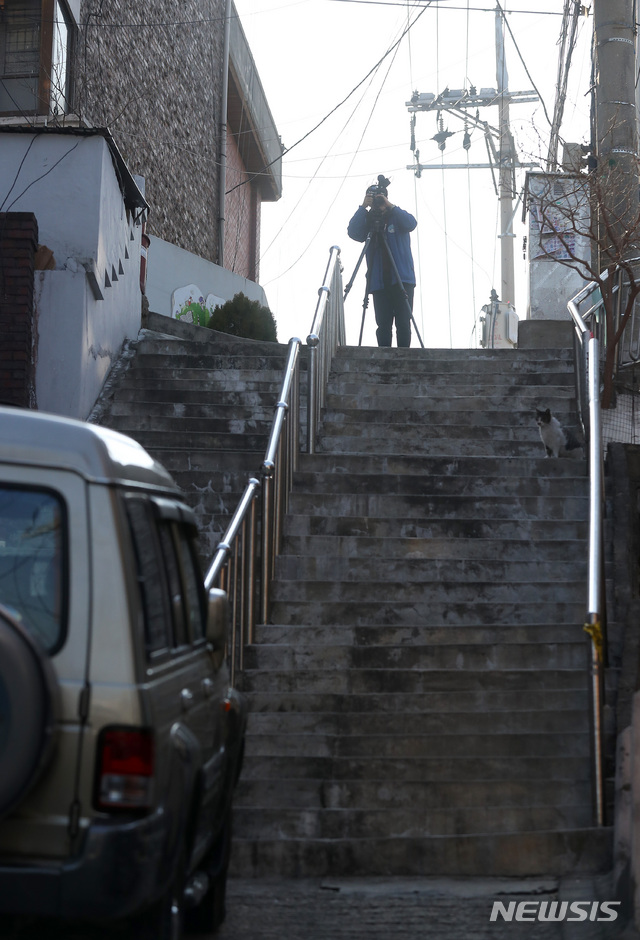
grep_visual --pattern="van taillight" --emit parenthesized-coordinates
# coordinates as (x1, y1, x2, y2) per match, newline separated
(96, 728, 155, 811)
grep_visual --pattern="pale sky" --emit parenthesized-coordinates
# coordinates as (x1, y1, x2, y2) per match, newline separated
(233, 0, 593, 348)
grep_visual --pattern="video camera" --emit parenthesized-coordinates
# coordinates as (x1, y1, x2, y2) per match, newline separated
(366, 174, 391, 209)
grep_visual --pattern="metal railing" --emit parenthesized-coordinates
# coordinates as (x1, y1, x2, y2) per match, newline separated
(307, 246, 345, 454)
(204, 247, 345, 684)
(569, 258, 640, 378)
(566, 281, 606, 827)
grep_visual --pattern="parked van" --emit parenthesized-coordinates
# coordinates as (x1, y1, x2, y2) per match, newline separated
(0, 407, 245, 938)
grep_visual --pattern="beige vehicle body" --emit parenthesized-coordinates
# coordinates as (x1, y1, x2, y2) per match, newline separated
(0, 408, 245, 936)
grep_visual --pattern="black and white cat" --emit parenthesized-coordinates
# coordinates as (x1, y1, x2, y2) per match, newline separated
(535, 408, 584, 458)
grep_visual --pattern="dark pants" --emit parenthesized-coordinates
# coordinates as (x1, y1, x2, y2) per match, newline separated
(372, 283, 414, 347)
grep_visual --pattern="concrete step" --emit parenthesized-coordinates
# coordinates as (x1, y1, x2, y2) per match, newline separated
(331, 348, 574, 372)
(111, 386, 282, 407)
(316, 437, 584, 458)
(243, 730, 589, 760)
(320, 407, 579, 428)
(142, 316, 289, 357)
(273, 556, 587, 584)
(330, 346, 573, 364)
(107, 400, 278, 421)
(297, 452, 587, 478)
(115, 368, 285, 391)
(327, 369, 575, 389)
(242, 667, 588, 694)
(244, 640, 588, 673)
(318, 422, 558, 444)
(286, 492, 587, 521)
(131, 350, 289, 371)
(252, 623, 588, 647)
(106, 428, 270, 451)
(270, 577, 585, 604)
(278, 534, 587, 562)
(282, 513, 588, 541)
(290, 470, 585, 497)
(243, 707, 587, 737)
(268, 599, 584, 627)
(244, 688, 589, 715)
(325, 385, 576, 404)
(335, 344, 573, 364)
(228, 827, 612, 877)
(105, 413, 274, 435)
(148, 450, 265, 472)
(233, 802, 593, 840)
(237, 752, 591, 783)
(234, 777, 592, 812)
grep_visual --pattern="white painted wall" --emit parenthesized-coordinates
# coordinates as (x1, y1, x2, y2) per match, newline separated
(0, 131, 143, 419)
(146, 235, 270, 319)
(526, 173, 590, 320)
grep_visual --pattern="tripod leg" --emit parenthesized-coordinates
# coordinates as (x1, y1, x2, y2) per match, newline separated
(358, 296, 369, 346)
(379, 233, 424, 349)
(343, 234, 371, 302)
(357, 244, 376, 347)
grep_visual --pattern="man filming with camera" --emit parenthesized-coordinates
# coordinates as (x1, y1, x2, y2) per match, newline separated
(347, 175, 418, 348)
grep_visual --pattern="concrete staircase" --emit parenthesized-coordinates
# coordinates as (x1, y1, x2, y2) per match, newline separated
(232, 345, 613, 877)
(93, 311, 289, 558)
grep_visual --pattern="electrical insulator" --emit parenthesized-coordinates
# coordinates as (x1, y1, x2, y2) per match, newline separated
(432, 113, 453, 151)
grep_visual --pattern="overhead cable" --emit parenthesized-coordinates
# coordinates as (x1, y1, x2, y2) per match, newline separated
(225, 1, 432, 196)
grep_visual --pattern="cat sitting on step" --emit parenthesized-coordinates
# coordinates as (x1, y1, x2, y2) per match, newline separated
(535, 408, 584, 458)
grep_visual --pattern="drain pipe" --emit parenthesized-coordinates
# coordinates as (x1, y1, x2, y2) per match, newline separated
(218, 0, 232, 267)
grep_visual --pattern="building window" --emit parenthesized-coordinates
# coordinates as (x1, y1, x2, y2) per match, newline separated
(0, 0, 72, 117)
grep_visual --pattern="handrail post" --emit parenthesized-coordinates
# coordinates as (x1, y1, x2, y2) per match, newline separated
(586, 333, 605, 827)
(247, 484, 258, 644)
(261, 460, 274, 626)
(307, 334, 319, 454)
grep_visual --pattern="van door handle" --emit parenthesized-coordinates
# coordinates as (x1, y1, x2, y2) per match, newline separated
(180, 688, 194, 711)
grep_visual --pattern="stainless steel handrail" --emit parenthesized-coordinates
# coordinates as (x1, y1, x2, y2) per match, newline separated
(203, 337, 301, 685)
(307, 246, 345, 454)
(567, 285, 605, 826)
(204, 477, 260, 685)
(260, 338, 301, 624)
(204, 246, 345, 684)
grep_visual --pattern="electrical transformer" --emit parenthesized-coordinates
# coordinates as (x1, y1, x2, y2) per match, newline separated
(480, 296, 518, 348)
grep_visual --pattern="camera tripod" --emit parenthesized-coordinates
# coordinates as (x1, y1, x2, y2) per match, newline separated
(343, 219, 424, 349)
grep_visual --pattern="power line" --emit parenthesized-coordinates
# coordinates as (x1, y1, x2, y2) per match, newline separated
(225, 1, 431, 196)
(495, 0, 553, 126)
(262, 9, 411, 277)
(326, 0, 569, 12)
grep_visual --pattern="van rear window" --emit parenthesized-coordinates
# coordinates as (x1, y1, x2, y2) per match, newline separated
(0, 486, 66, 653)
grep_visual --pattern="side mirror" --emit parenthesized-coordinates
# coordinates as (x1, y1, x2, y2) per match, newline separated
(206, 588, 229, 671)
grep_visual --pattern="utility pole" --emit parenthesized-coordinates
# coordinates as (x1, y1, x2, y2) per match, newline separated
(592, 0, 638, 266)
(495, 6, 516, 306)
(406, 4, 537, 313)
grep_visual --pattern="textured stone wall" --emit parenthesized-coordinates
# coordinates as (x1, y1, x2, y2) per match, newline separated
(0, 212, 38, 409)
(225, 130, 260, 280)
(75, 0, 226, 264)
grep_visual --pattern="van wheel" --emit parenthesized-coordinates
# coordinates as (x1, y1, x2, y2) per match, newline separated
(185, 818, 231, 935)
(0, 605, 58, 819)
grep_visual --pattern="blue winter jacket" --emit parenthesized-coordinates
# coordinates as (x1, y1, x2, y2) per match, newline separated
(347, 205, 417, 293)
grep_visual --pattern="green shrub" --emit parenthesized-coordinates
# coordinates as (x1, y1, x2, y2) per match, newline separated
(207, 292, 277, 342)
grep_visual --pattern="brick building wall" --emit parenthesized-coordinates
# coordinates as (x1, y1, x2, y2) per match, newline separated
(0, 213, 38, 409)
(75, 0, 226, 264)
(225, 130, 260, 281)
